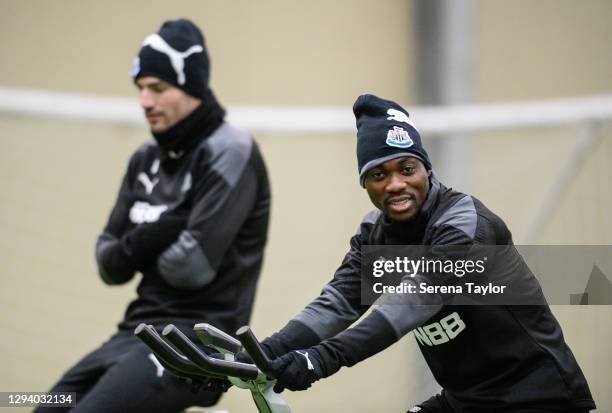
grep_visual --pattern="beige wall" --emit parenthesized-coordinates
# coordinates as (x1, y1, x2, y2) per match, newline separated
(477, 0, 612, 101)
(0, 0, 414, 105)
(1, 1, 611, 412)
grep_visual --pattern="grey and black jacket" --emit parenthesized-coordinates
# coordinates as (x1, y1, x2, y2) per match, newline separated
(266, 176, 595, 412)
(95, 121, 270, 336)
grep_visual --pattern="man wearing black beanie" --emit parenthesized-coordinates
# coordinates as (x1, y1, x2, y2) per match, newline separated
(36, 19, 271, 413)
(251, 95, 595, 412)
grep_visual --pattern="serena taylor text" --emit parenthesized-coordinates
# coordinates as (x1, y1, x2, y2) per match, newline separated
(372, 282, 507, 295)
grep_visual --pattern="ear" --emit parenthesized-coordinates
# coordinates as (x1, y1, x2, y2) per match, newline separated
(427, 169, 432, 177)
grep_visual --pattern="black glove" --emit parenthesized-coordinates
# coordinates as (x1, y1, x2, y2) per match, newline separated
(122, 213, 188, 269)
(257, 321, 321, 359)
(269, 349, 325, 393)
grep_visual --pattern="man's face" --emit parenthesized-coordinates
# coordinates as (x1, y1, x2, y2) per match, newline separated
(364, 157, 432, 222)
(136, 76, 201, 133)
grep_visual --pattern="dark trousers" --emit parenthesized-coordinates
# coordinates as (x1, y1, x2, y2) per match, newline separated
(34, 330, 220, 413)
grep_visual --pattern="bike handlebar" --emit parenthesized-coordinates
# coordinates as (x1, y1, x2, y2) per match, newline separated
(236, 326, 279, 379)
(134, 323, 220, 380)
(162, 324, 259, 381)
(194, 323, 242, 354)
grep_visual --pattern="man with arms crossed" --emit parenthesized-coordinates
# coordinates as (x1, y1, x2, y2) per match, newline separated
(36, 19, 270, 412)
(259, 94, 595, 412)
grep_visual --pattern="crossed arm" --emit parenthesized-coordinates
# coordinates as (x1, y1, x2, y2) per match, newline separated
(95, 147, 260, 289)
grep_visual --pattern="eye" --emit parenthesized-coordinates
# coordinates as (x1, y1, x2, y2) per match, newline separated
(367, 170, 386, 182)
(402, 166, 415, 175)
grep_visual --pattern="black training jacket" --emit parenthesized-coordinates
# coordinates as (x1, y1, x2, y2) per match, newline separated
(95, 122, 270, 336)
(276, 175, 595, 412)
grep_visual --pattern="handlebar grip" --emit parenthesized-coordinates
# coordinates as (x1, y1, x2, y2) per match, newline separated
(162, 324, 259, 381)
(133, 323, 216, 379)
(194, 323, 242, 354)
(235, 326, 278, 379)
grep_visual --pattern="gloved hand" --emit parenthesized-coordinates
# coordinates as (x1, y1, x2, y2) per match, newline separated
(122, 213, 188, 270)
(269, 349, 325, 393)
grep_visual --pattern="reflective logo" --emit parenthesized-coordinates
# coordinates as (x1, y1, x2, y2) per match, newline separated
(129, 201, 168, 224)
(181, 173, 192, 193)
(414, 312, 466, 346)
(386, 126, 414, 149)
(150, 158, 160, 175)
(141, 34, 204, 85)
(296, 350, 314, 371)
(137, 172, 159, 195)
(386, 108, 416, 128)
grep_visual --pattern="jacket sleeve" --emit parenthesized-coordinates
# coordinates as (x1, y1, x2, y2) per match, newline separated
(94, 157, 138, 285)
(261, 211, 379, 357)
(156, 136, 265, 290)
(313, 196, 492, 378)
(263, 208, 446, 366)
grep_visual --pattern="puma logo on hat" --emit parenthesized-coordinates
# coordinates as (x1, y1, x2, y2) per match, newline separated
(142, 34, 203, 85)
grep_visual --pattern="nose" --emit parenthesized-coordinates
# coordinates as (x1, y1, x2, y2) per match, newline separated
(385, 172, 407, 193)
(139, 88, 154, 109)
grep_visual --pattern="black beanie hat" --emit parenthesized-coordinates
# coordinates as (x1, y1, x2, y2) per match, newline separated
(131, 19, 209, 98)
(354, 94, 431, 187)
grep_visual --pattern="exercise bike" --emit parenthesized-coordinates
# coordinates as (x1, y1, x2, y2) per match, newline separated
(134, 322, 291, 413)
